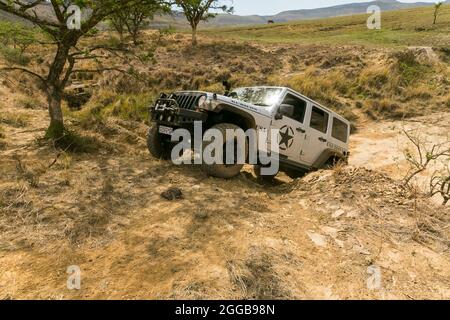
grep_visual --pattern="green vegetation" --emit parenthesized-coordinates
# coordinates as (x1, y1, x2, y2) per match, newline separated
(0, 21, 37, 65)
(0, 112, 30, 127)
(395, 51, 432, 85)
(175, 0, 233, 46)
(43, 125, 100, 153)
(67, 91, 155, 127)
(204, 5, 450, 47)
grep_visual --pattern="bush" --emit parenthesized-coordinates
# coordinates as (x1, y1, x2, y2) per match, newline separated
(394, 51, 431, 86)
(0, 21, 36, 54)
(70, 91, 155, 127)
(17, 96, 45, 109)
(44, 126, 100, 153)
(0, 47, 31, 66)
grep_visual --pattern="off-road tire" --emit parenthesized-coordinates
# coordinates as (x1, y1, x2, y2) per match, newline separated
(322, 156, 345, 169)
(202, 123, 248, 179)
(254, 165, 277, 182)
(147, 123, 172, 160)
(284, 168, 307, 179)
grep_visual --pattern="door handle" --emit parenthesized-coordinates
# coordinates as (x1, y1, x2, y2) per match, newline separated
(296, 127, 306, 133)
(319, 137, 327, 142)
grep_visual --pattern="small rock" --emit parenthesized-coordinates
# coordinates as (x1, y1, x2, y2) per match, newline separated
(194, 211, 208, 220)
(332, 209, 345, 219)
(346, 210, 359, 218)
(307, 231, 327, 247)
(160, 187, 183, 201)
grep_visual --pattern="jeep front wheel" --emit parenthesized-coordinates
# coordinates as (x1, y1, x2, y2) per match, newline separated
(202, 123, 248, 179)
(147, 123, 173, 160)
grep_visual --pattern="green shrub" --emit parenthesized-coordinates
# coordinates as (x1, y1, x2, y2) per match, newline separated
(45, 126, 100, 153)
(394, 51, 431, 85)
(0, 21, 36, 52)
(70, 91, 155, 127)
(0, 47, 31, 66)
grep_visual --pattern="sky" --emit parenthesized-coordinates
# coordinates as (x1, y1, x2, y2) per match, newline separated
(231, 0, 440, 16)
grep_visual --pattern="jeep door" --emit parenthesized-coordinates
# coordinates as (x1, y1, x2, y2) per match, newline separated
(271, 93, 308, 163)
(301, 105, 331, 166)
(328, 116, 350, 155)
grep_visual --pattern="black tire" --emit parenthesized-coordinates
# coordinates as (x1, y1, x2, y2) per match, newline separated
(254, 165, 277, 182)
(202, 123, 248, 179)
(147, 123, 172, 160)
(284, 168, 307, 179)
(322, 156, 345, 169)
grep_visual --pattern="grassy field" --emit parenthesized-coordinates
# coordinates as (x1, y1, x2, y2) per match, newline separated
(203, 5, 450, 47)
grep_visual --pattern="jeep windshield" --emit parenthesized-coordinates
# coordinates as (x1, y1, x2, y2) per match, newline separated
(229, 87, 283, 107)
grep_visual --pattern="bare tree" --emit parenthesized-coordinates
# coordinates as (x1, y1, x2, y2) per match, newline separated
(402, 127, 450, 186)
(430, 166, 450, 206)
(433, 1, 444, 25)
(175, 0, 233, 46)
(0, 0, 165, 139)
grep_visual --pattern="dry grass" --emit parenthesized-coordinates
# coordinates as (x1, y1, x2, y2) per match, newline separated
(226, 246, 295, 299)
(0, 112, 29, 127)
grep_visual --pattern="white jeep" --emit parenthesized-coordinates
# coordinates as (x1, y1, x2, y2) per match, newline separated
(148, 86, 350, 179)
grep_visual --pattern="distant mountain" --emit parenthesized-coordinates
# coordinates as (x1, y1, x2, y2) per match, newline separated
(1, 0, 448, 28)
(153, 0, 447, 28)
(269, 0, 439, 22)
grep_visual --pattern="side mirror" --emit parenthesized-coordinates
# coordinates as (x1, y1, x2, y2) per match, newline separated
(276, 104, 294, 119)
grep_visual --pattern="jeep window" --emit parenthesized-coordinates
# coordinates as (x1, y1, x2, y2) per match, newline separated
(309, 106, 329, 133)
(332, 117, 348, 143)
(230, 87, 283, 107)
(281, 94, 307, 123)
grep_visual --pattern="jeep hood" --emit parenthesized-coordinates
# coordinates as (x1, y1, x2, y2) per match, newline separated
(204, 92, 274, 118)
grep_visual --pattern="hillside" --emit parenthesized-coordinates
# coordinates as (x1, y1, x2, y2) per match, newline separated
(149, 0, 449, 28)
(205, 4, 450, 47)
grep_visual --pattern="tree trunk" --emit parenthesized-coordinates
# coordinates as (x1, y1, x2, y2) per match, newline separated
(191, 25, 197, 46)
(45, 42, 73, 139)
(132, 30, 139, 46)
(45, 87, 64, 139)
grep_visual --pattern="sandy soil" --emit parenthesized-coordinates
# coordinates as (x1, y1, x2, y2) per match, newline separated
(350, 113, 450, 203)
(0, 84, 449, 300)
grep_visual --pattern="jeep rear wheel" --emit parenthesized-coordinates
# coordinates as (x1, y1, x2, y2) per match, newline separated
(202, 123, 248, 179)
(254, 165, 277, 182)
(147, 123, 173, 160)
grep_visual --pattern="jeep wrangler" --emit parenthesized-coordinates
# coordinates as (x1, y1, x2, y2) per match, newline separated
(147, 86, 350, 179)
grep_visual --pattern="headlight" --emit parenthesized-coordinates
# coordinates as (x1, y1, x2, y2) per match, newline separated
(197, 96, 207, 108)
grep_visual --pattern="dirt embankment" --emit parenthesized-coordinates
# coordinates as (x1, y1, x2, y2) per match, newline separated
(0, 81, 448, 299)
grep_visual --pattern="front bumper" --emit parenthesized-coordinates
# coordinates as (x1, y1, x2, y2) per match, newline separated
(150, 98, 208, 127)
